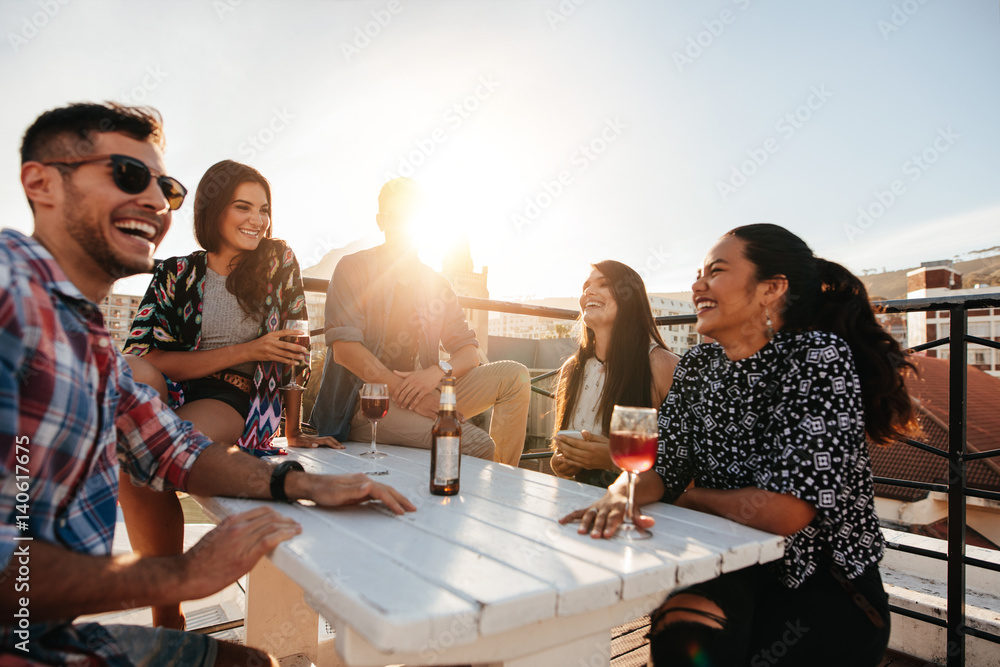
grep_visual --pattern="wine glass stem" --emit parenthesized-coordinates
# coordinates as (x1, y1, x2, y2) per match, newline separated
(624, 471, 637, 527)
(370, 421, 379, 456)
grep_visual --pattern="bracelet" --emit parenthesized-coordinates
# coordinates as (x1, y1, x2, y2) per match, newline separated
(270, 460, 305, 503)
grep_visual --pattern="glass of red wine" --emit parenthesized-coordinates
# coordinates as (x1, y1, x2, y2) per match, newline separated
(608, 405, 658, 541)
(279, 319, 311, 391)
(359, 382, 389, 459)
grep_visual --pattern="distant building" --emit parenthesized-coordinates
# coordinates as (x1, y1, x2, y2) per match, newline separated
(441, 238, 490, 359)
(304, 292, 326, 346)
(488, 313, 580, 341)
(648, 295, 699, 357)
(872, 296, 908, 349)
(906, 260, 1000, 377)
(99, 292, 143, 350)
(489, 294, 699, 357)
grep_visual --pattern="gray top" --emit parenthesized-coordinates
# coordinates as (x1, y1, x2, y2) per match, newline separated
(201, 268, 259, 376)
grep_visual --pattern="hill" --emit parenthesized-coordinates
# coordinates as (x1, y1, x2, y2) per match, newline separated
(301, 239, 375, 280)
(861, 255, 1000, 300)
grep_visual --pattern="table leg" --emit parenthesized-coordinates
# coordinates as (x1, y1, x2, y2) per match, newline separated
(475, 630, 611, 667)
(246, 556, 320, 662)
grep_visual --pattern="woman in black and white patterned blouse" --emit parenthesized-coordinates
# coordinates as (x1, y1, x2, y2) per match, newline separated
(562, 224, 914, 666)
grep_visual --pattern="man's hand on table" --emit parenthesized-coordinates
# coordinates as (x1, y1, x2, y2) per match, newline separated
(291, 471, 417, 514)
(181, 506, 302, 601)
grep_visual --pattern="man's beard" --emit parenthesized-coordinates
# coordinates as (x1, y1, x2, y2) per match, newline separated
(62, 179, 155, 281)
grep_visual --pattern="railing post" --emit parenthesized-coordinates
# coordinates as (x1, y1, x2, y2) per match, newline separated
(947, 306, 967, 667)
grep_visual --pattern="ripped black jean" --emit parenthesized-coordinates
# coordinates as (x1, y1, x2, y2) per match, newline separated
(647, 562, 890, 667)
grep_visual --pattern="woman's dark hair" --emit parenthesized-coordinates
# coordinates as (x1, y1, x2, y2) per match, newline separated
(728, 223, 915, 445)
(193, 160, 274, 316)
(554, 260, 668, 438)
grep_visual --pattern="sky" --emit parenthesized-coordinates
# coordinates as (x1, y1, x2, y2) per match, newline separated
(2, 0, 998, 300)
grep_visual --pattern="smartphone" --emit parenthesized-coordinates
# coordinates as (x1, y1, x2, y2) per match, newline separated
(557, 430, 584, 439)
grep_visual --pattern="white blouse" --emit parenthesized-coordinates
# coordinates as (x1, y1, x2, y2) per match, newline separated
(569, 357, 607, 436)
(568, 342, 661, 436)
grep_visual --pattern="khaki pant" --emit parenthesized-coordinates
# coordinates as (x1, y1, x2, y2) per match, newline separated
(349, 360, 530, 466)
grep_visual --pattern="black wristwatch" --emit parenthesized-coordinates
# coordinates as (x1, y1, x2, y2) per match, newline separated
(270, 460, 304, 503)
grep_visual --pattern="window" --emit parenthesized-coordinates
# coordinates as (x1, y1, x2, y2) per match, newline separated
(969, 322, 991, 338)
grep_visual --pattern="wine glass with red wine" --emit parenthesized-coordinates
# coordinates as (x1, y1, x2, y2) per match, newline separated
(359, 382, 389, 459)
(608, 405, 658, 541)
(279, 319, 311, 391)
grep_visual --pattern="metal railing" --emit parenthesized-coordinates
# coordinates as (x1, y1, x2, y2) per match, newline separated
(874, 293, 1000, 666)
(304, 277, 1000, 665)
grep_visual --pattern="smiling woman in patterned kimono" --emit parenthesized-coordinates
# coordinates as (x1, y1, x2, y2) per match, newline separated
(119, 160, 340, 629)
(562, 223, 915, 667)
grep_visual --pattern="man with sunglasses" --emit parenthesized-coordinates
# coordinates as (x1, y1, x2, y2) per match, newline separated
(0, 103, 415, 666)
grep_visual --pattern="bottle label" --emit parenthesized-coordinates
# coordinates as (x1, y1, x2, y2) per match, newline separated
(433, 436, 460, 484)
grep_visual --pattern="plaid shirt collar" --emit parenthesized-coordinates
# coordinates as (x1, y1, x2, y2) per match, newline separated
(2, 229, 94, 303)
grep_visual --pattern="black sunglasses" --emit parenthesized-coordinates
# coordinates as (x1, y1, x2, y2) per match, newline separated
(42, 153, 187, 211)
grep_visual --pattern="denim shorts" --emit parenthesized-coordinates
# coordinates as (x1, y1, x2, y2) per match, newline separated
(104, 624, 218, 667)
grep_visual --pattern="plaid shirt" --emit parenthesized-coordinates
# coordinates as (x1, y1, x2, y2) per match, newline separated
(0, 229, 213, 665)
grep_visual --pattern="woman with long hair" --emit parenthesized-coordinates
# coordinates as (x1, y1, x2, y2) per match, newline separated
(562, 224, 914, 666)
(550, 260, 678, 486)
(121, 160, 339, 628)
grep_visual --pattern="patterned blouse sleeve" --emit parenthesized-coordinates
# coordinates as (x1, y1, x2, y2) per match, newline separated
(280, 243, 308, 321)
(654, 356, 697, 503)
(754, 334, 865, 522)
(123, 258, 182, 356)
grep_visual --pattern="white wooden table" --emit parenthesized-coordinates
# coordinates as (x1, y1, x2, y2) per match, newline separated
(195, 442, 784, 666)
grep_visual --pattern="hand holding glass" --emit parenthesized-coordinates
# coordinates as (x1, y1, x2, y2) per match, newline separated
(279, 319, 310, 390)
(360, 383, 389, 459)
(609, 405, 658, 541)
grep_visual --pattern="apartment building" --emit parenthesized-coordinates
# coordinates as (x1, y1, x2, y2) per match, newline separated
(906, 260, 1000, 377)
(99, 292, 144, 350)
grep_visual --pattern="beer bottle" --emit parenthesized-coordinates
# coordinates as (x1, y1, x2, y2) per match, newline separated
(430, 374, 461, 496)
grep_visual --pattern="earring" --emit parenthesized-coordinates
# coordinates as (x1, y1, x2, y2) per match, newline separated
(764, 308, 775, 340)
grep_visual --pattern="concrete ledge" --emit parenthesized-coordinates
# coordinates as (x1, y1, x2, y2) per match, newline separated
(880, 528, 1000, 666)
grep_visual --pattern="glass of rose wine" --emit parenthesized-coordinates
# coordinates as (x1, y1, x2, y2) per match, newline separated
(279, 319, 311, 391)
(609, 405, 658, 541)
(359, 383, 389, 459)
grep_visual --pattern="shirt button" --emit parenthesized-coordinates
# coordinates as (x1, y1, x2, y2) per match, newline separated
(98, 339, 110, 348)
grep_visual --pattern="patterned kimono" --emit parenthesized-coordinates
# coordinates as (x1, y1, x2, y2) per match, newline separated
(124, 239, 309, 452)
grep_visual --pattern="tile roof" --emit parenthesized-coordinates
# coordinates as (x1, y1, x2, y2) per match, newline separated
(868, 356, 1000, 502)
